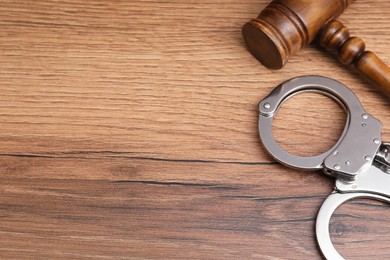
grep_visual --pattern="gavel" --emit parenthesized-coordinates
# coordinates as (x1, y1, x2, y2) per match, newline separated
(242, 0, 390, 97)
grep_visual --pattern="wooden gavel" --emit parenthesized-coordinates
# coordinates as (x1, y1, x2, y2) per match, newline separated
(242, 0, 390, 97)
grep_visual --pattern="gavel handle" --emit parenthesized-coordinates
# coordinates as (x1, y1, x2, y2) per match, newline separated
(355, 52, 390, 95)
(319, 20, 390, 97)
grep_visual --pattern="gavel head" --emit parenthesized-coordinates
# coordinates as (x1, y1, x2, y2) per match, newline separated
(242, 0, 354, 69)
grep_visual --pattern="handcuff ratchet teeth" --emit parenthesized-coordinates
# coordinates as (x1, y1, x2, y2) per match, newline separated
(258, 76, 390, 260)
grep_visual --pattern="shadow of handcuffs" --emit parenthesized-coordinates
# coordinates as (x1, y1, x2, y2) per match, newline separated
(258, 76, 390, 260)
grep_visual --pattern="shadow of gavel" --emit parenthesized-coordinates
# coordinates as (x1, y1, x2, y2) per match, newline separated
(242, 0, 390, 96)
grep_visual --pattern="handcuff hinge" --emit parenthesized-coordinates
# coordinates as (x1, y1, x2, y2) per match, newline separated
(375, 143, 390, 173)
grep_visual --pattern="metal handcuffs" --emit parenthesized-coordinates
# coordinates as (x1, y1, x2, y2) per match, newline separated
(258, 76, 390, 260)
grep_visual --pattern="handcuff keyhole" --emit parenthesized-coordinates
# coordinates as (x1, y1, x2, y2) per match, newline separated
(272, 91, 347, 157)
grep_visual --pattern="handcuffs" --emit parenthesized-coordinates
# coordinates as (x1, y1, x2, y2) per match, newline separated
(258, 76, 390, 260)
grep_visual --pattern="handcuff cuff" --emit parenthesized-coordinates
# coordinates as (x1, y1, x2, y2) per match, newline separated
(258, 75, 390, 260)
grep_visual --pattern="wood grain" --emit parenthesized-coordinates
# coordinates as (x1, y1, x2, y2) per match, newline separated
(0, 0, 390, 259)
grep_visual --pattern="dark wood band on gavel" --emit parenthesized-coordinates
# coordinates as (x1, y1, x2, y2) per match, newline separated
(243, 0, 390, 97)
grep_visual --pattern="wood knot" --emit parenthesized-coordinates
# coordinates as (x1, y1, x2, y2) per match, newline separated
(330, 221, 346, 236)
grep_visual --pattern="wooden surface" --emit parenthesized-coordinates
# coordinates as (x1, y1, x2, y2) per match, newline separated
(1, 0, 390, 259)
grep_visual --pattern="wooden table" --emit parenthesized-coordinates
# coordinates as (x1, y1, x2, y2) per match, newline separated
(1, 1, 390, 259)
